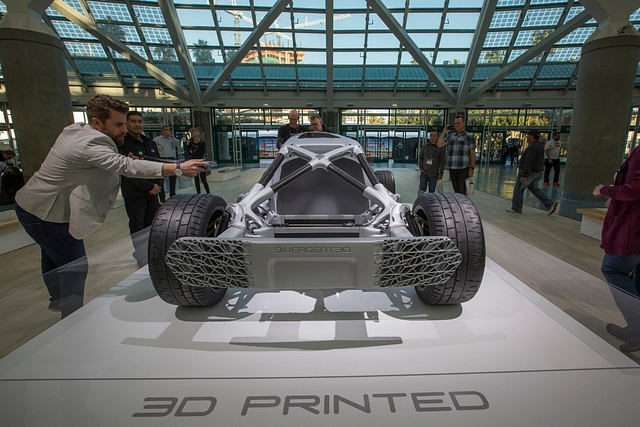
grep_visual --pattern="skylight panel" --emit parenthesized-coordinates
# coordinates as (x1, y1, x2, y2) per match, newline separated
(52, 21, 97, 40)
(490, 11, 521, 29)
(87, 1, 132, 23)
(547, 47, 581, 62)
(484, 31, 513, 48)
(133, 5, 166, 26)
(522, 8, 563, 27)
(497, 0, 525, 6)
(558, 27, 595, 45)
(109, 45, 148, 60)
(142, 27, 173, 44)
(65, 42, 107, 57)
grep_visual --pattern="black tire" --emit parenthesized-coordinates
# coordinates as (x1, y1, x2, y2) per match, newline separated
(374, 170, 396, 193)
(411, 193, 485, 304)
(148, 194, 230, 306)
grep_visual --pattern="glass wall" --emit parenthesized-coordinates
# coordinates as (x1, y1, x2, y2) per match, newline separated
(213, 108, 318, 165)
(340, 108, 445, 162)
(467, 108, 573, 166)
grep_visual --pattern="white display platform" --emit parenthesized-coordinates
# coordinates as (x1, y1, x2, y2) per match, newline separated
(1, 259, 639, 426)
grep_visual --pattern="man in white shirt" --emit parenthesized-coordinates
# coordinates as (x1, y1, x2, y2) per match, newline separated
(544, 131, 562, 187)
(153, 125, 181, 201)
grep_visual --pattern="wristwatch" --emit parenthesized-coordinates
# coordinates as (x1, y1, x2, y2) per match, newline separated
(175, 161, 183, 176)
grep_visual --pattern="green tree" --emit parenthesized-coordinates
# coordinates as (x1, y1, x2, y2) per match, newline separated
(192, 39, 214, 63)
(532, 30, 556, 60)
(154, 40, 176, 61)
(367, 116, 387, 125)
(483, 50, 505, 63)
(100, 16, 126, 42)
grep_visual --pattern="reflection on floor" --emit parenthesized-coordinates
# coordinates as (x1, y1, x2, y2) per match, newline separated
(0, 162, 637, 368)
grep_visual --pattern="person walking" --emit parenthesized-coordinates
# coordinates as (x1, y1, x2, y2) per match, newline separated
(14, 95, 207, 318)
(594, 145, 640, 352)
(506, 130, 558, 215)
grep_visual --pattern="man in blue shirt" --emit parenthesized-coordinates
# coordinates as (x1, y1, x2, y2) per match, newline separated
(153, 125, 180, 201)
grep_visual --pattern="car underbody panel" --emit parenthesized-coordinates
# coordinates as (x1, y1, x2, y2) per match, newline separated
(166, 236, 461, 290)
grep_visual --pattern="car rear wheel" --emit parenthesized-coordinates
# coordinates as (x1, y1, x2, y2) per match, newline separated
(374, 169, 396, 193)
(411, 193, 485, 304)
(148, 194, 230, 306)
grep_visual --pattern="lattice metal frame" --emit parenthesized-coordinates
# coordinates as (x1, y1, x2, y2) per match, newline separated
(373, 238, 462, 288)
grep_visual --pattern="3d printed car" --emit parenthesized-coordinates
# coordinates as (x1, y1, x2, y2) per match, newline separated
(148, 132, 485, 307)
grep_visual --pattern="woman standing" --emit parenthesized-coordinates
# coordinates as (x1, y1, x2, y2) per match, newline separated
(186, 128, 210, 194)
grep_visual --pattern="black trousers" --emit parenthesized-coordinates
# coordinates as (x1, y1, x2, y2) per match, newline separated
(544, 159, 561, 184)
(124, 195, 160, 235)
(194, 171, 210, 194)
(159, 175, 177, 202)
(449, 168, 469, 194)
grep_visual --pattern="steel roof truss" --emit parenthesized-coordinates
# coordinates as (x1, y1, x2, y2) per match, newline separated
(249, 0, 268, 96)
(393, 0, 411, 97)
(157, 0, 201, 106)
(202, 0, 291, 103)
(366, 0, 456, 104)
(456, 0, 497, 109)
(466, 9, 591, 103)
(326, 0, 334, 110)
(51, 0, 191, 100)
(288, 5, 301, 95)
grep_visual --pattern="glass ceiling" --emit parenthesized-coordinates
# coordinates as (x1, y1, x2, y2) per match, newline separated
(0, 0, 639, 107)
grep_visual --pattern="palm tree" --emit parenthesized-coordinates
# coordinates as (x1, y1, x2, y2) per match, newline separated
(483, 50, 505, 63)
(192, 39, 214, 63)
(100, 16, 126, 42)
(154, 40, 176, 61)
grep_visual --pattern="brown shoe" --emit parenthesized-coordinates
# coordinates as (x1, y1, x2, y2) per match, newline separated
(619, 341, 640, 353)
(606, 323, 625, 340)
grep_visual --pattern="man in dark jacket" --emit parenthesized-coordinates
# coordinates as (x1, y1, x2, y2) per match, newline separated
(277, 109, 307, 148)
(309, 115, 334, 133)
(506, 130, 558, 214)
(118, 111, 163, 265)
(418, 130, 446, 195)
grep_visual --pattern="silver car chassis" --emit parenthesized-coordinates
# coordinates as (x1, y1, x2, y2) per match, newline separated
(165, 133, 462, 290)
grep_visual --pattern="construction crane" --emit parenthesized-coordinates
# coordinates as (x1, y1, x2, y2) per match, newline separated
(283, 14, 352, 30)
(220, 3, 351, 48)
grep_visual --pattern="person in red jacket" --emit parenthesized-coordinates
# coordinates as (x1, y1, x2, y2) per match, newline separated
(594, 145, 640, 353)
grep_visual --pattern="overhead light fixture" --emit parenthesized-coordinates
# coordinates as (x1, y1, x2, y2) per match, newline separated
(217, 101, 225, 106)
(523, 102, 532, 107)
(305, 102, 313, 107)
(263, 103, 270, 107)
(391, 103, 398, 107)
(434, 102, 442, 107)
(347, 102, 354, 107)
(476, 102, 485, 107)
